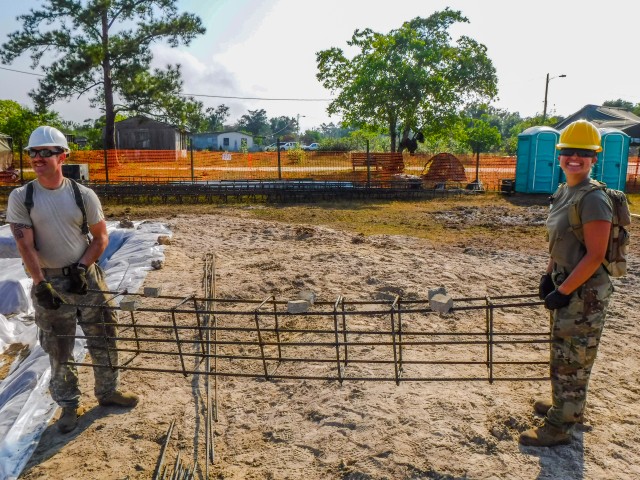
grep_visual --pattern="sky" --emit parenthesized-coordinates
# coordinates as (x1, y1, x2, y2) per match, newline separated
(0, 0, 638, 133)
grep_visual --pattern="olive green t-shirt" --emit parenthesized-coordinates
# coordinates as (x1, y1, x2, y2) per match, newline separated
(547, 178, 613, 272)
(6, 178, 104, 268)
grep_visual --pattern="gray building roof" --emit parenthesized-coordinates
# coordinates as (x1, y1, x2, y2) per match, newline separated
(555, 104, 640, 138)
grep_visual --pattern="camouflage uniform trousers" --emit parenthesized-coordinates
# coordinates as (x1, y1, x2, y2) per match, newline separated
(546, 268, 613, 431)
(31, 264, 119, 408)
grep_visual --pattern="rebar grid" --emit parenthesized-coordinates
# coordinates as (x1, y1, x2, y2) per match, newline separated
(63, 291, 550, 384)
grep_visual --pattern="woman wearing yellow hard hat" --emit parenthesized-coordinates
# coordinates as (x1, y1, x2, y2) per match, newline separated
(520, 120, 614, 447)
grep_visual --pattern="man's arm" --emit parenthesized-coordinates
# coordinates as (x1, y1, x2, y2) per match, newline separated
(10, 223, 45, 284)
(77, 219, 109, 267)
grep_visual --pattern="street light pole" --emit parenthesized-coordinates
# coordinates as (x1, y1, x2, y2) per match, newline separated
(296, 114, 305, 144)
(542, 73, 567, 123)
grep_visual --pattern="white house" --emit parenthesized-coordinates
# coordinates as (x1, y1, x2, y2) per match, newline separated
(191, 131, 254, 152)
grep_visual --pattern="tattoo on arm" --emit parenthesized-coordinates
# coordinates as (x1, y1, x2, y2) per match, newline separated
(10, 223, 32, 240)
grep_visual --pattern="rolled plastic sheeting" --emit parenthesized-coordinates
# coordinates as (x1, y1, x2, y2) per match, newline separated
(0, 220, 171, 480)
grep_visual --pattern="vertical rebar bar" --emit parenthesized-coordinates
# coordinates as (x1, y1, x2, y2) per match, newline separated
(153, 419, 175, 480)
(390, 301, 400, 386)
(394, 296, 404, 371)
(193, 297, 206, 358)
(272, 296, 282, 361)
(130, 310, 140, 351)
(487, 296, 494, 384)
(171, 309, 187, 377)
(341, 297, 348, 366)
(255, 296, 273, 380)
(332, 296, 343, 384)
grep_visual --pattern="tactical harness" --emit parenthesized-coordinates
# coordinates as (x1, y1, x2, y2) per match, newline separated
(551, 179, 631, 277)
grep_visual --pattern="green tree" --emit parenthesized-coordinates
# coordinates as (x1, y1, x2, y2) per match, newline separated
(236, 109, 270, 137)
(461, 115, 501, 183)
(205, 105, 230, 132)
(0, 0, 205, 150)
(0, 100, 61, 177)
(268, 116, 298, 141)
(316, 9, 497, 152)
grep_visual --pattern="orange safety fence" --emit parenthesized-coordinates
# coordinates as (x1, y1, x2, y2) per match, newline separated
(1, 150, 639, 193)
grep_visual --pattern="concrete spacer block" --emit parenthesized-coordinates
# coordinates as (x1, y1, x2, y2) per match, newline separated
(428, 286, 447, 300)
(429, 293, 453, 314)
(287, 300, 310, 314)
(143, 286, 162, 298)
(295, 289, 316, 305)
(120, 295, 140, 311)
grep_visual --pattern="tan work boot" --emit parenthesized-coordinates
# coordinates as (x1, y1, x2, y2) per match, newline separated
(533, 399, 583, 423)
(519, 423, 571, 447)
(98, 390, 139, 408)
(534, 399, 552, 416)
(57, 407, 78, 433)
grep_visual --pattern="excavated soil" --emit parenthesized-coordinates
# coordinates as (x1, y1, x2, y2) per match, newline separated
(18, 205, 640, 480)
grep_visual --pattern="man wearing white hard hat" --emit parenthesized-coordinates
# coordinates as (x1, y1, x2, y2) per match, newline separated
(6, 126, 138, 433)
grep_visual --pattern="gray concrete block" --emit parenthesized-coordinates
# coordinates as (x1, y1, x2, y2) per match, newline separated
(143, 286, 162, 298)
(120, 295, 140, 311)
(295, 289, 316, 305)
(429, 293, 453, 314)
(287, 300, 310, 314)
(428, 286, 447, 300)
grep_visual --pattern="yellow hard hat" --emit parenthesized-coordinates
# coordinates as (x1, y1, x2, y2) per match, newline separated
(557, 120, 602, 152)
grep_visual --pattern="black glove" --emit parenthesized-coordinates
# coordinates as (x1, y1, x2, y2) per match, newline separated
(68, 263, 89, 295)
(544, 289, 571, 310)
(538, 273, 555, 300)
(34, 281, 65, 310)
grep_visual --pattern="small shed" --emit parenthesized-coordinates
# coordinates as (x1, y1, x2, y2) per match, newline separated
(515, 126, 561, 193)
(114, 116, 188, 151)
(593, 128, 630, 191)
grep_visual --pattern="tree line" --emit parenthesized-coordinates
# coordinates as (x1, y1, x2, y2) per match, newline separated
(1, 2, 637, 157)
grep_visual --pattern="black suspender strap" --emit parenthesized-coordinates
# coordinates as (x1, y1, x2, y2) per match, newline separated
(69, 178, 90, 235)
(23, 178, 90, 236)
(25, 180, 34, 215)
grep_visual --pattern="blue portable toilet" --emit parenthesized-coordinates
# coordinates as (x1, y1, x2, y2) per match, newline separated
(515, 126, 561, 193)
(593, 128, 630, 191)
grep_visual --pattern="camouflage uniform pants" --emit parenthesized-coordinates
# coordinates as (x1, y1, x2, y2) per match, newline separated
(31, 264, 119, 408)
(547, 268, 613, 431)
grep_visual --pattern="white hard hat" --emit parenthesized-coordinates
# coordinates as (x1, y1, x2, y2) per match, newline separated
(25, 126, 70, 152)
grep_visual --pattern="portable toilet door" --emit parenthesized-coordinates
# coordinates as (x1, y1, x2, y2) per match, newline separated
(516, 126, 560, 193)
(594, 128, 630, 191)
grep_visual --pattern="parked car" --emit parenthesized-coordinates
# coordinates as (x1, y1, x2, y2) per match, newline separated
(302, 143, 319, 151)
(279, 142, 299, 151)
(265, 142, 299, 151)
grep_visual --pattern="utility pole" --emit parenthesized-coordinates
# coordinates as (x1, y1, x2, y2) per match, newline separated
(542, 73, 567, 123)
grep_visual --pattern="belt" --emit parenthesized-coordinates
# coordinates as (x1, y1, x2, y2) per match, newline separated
(42, 267, 71, 277)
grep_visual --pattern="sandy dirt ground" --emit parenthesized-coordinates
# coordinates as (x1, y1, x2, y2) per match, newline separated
(19, 205, 640, 480)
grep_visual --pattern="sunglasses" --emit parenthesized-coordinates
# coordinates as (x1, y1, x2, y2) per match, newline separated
(558, 149, 597, 158)
(28, 148, 64, 158)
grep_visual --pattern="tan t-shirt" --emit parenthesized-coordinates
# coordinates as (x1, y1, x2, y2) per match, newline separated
(547, 178, 613, 272)
(6, 179, 104, 268)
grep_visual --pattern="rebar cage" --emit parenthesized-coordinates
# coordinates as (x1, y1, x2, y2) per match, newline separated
(65, 291, 551, 384)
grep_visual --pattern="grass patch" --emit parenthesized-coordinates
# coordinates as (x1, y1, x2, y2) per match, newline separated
(105, 192, 551, 252)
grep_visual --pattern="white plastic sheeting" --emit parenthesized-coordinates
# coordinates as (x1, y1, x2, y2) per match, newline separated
(0, 221, 171, 480)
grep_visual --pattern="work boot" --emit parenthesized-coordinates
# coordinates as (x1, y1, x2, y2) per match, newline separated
(98, 390, 139, 408)
(519, 423, 571, 447)
(57, 407, 78, 433)
(534, 399, 552, 416)
(533, 399, 583, 423)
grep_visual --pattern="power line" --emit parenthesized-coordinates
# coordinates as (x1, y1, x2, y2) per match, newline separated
(0, 65, 333, 102)
(0, 65, 44, 77)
